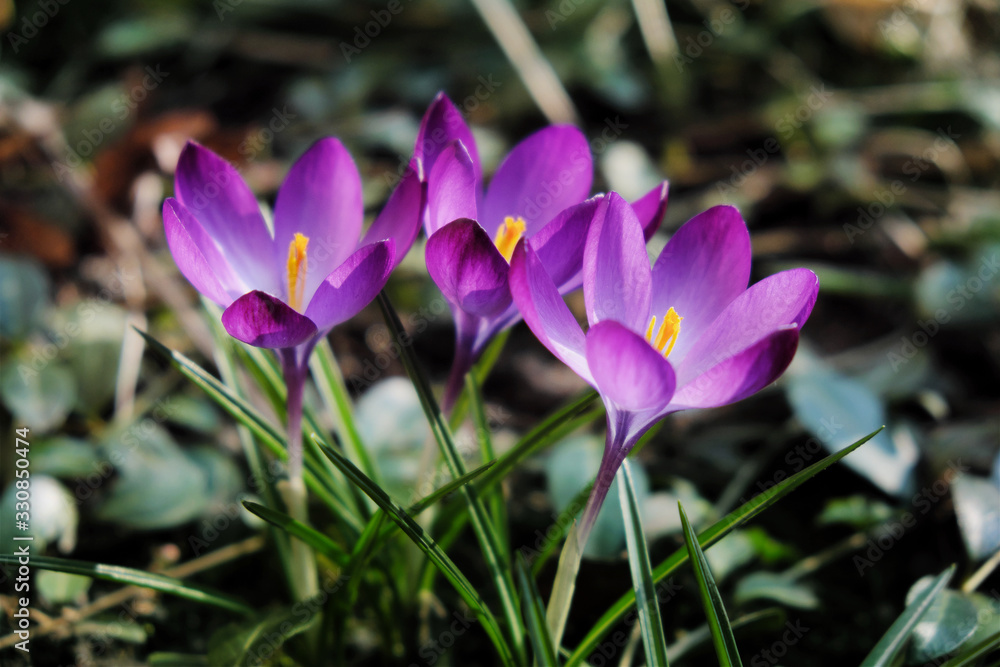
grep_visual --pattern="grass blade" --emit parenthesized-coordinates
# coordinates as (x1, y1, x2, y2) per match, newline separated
(136, 329, 362, 532)
(408, 459, 497, 516)
(0, 555, 252, 616)
(466, 373, 511, 556)
(449, 328, 511, 431)
(310, 338, 380, 482)
(516, 553, 560, 666)
(376, 291, 525, 662)
(545, 520, 583, 652)
(859, 564, 957, 667)
(679, 502, 742, 666)
(241, 501, 349, 567)
(564, 426, 883, 666)
(619, 461, 670, 667)
(936, 630, 1000, 667)
(315, 439, 516, 667)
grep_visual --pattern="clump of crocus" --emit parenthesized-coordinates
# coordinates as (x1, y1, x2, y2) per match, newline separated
(162, 138, 421, 595)
(415, 93, 669, 408)
(509, 193, 818, 544)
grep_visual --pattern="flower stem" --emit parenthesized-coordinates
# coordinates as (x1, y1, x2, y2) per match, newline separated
(443, 328, 476, 412)
(279, 350, 319, 605)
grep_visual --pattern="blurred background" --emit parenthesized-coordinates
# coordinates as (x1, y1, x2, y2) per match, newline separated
(0, 0, 998, 664)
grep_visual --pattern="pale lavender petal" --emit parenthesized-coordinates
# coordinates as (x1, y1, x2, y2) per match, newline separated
(174, 142, 276, 293)
(305, 240, 395, 331)
(508, 241, 591, 383)
(415, 93, 481, 184)
(676, 268, 819, 386)
(273, 138, 364, 304)
(670, 326, 801, 409)
(529, 196, 603, 291)
(583, 193, 651, 332)
(481, 126, 592, 236)
(362, 167, 424, 268)
(425, 141, 478, 237)
(425, 219, 511, 318)
(650, 205, 751, 360)
(585, 320, 676, 412)
(162, 198, 244, 306)
(631, 181, 669, 241)
(222, 291, 318, 349)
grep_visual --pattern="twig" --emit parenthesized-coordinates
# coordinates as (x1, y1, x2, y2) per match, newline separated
(468, 0, 579, 124)
(0, 535, 266, 649)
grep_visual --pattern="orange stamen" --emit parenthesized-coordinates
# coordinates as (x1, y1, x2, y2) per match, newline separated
(286, 233, 309, 311)
(645, 307, 683, 357)
(494, 216, 526, 263)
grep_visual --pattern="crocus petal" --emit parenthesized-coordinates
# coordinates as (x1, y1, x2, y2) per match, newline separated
(222, 291, 318, 349)
(273, 138, 364, 303)
(530, 196, 604, 291)
(631, 181, 669, 241)
(305, 240, 395, 332)
(670, 326, 800, 409)
(583, 193, 651, 332)
(509, 241, 591, 383)
(677, 268, 819, 386)
(481, 125, 592, 236)
(415, 93, 481, 184)
(162, 198, 244, 306)
(425, 141, 478, 237)
(174, 142, 277, 293)
(362, 166, 424, 268)
(585, 320, 676, 413)
(425, 219, 511, 318)
(650, 205, 751, 360)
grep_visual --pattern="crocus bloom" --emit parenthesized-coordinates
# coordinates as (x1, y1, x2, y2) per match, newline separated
(509, 193, 818, 543)
(415, 93, 669, 408)
(162, 139, 422, 481)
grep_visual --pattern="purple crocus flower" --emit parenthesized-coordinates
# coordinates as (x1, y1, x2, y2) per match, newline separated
(162, 139, 421, 481)
(509, 193, 819, 543)
(415, 94, 669, 408)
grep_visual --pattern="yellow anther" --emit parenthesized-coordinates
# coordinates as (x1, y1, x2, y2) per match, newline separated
(494, 216, 526, 263)
(645, 307, 683, 357)
(286, 233, 309, 311)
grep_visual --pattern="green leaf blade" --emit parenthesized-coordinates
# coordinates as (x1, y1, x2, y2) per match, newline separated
(860, 564, 957, 667)
(679, 502, 742, 667)
(0, 554, 252, 616)
(565, 427, 883, 666)
(516, 553, 560, 666)
(315, 439, 516, 667)
(618, 461, 670, 667)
